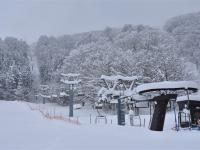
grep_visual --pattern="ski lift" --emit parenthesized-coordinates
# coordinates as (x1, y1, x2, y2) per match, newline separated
(98, 75, 140, 103)
(74, 103, 82, 109)
(95, 102, 103, 109)
(136, 81, 198, 131)
(77, 92, 85, 97)
(178, 111, 191, 128)
(77, 84, 85, 97)
(177, 94, 200, 129)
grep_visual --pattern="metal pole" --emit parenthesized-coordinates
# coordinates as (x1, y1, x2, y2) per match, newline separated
(149, 102, 152, 128)
(173, 100, 178, 131)
(90, 114, 92, 124)
(186, 89, 191, 129)
(69, 84, 74, 117)
(117, 98, 121, 125)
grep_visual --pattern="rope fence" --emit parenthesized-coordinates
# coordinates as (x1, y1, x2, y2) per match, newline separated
(27, 104, 81, 125)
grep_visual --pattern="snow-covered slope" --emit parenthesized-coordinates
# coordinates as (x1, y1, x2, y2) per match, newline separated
(0, 100, 199, 150)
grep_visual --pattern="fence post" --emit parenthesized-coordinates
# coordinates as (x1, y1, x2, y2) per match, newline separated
(77, 117, 79, 125)
(53, 108, 55, 118)
(90, 114, 92, 124)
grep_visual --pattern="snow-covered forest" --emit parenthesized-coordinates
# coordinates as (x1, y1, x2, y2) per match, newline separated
(0, 37, 32, 100)
(1, 11, 200, 101)
(1, 0, 200, 148)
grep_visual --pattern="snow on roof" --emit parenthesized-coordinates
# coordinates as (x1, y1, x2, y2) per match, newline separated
(136, 81, 198, 94)
(61, 73, 80, 77)
(97, 87, 107, 96)
(40, 94, 51, 98)
(122, 89, 148, 100)
(95, 102, 103, 107)
(131, 94, 148, 101)
(40, 85, 49, 89)
(110, 99, 118, 104)
(177, 94, 200, 102)
(60, 79, 81, 85)
(101, 75, 138, 81)
(98, 87, 149, 101)
(105, 89, 121, 96)
(74, 104, 82, 109)
(60, 92, 69, 97)
(51, 94, 58, 98)
(109, 94, 148, 103)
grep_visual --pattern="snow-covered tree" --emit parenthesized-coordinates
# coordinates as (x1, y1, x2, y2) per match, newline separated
(0, 37, 32, 100)
(164, 12, 200, 76)
(33, 24, 194, 103)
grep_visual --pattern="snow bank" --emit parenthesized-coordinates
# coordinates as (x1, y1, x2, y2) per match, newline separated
(0, 101, 199, 150)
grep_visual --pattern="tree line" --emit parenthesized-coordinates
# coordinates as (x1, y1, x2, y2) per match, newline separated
(1, 12, 200, 101)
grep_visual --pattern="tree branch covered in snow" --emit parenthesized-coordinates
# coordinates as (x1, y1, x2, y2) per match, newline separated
(0, 37, 32, 100)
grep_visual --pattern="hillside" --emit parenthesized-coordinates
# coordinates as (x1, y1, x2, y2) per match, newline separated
(33, 25, 194, 101)
(164, 12, 200, 73)
(0, 100, 199, 150)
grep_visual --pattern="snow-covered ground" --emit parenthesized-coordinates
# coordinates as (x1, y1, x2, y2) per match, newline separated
(0, 100, 199, 150)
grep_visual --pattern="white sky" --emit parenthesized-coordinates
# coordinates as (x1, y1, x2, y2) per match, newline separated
(0, 0, 199, 43)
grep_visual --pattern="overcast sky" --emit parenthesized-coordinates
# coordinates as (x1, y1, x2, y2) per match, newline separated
(0, 0, 199, 43)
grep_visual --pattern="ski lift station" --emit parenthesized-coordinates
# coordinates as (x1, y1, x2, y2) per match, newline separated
(35, 74, 200, 132)
(97, 75, 199, 131)
(177, 94, 200, 129)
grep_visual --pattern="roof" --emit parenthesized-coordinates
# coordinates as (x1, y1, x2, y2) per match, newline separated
(131, 94, 149, 101)
(110, 99, 118, 104)
(60, 79, 81, 85)
(136, 81, 198, 94)
(60, 92, 69, 97)
(61, 73, 80, 77)
(40, 85, 49, 90)
(40, 94, 51, 98)
(177, 94, 200, 102)
(51, 94, 58, 98)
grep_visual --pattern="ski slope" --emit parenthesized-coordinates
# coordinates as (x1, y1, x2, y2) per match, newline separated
(0, 100, 199, 150)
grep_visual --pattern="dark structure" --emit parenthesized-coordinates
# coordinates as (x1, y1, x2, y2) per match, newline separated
(150, 94, 177, 131)
(60, 73, 81, 117)
(69, 85, 74, 117)
(112, 95, 125, 126)
(117, 98, 126, 126)
(136, 81, 198, 131)
(177, 97, 200, 128)
(40, 85, 50, 104)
